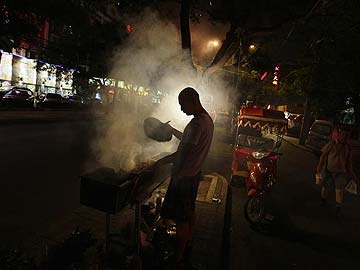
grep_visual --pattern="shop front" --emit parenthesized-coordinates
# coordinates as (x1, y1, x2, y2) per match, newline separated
(0, 50, 75, 96)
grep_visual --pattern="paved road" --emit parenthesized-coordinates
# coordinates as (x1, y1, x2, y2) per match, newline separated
(230, 138, 360, 270)
(2, 120, 360, 269)
(0, 121, 99, 243)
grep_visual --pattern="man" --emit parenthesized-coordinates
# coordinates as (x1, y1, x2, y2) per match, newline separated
(156, 87, 214, 267)
(316, 126, 356, 217)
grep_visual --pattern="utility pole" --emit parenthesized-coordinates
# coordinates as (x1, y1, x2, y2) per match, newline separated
(299, 94, 312, 145)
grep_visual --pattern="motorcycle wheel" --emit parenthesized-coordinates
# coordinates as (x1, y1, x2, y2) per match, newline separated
(244, 197, 265, 225)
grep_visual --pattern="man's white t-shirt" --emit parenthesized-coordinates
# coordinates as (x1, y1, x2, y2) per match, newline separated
(176, 112, 214, 177)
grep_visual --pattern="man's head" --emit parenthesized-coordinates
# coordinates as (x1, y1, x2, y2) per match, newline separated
(178, 87, 202, 115)
(335, 126, 349, 143)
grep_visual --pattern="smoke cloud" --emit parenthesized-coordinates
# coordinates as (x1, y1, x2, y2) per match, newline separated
(91, 8, 231, 172)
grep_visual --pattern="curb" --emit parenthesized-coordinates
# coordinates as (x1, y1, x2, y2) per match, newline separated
(0, 118, 104, 126)
(282, 137, 317, 155)
(0, 114, 106, 126)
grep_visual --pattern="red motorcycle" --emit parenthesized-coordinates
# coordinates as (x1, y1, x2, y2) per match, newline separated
(243, 148, 282, 224)
(230, 107, 287, 224)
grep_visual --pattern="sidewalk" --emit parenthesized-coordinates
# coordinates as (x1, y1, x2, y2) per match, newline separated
(20, 173, 229, 269)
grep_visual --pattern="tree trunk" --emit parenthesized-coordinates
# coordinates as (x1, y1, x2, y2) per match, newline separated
(179, 0, 197, 74)
(205, 24, 240, 76)
(299, 95, 312, 145)
(180, 0, 191, 51)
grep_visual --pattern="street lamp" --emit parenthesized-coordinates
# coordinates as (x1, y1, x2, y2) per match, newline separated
(207, 40, 220, 49)
(249, 44, 257, 53)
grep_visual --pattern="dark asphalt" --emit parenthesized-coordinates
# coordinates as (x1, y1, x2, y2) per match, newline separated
(1, 121, 360, 269)
(0, 121, 99, 243)
(230, 138, 360, 270)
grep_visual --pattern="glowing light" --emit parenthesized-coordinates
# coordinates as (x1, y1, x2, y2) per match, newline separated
(249, 44, 257, 53)
(260, 71, 268, 81)
(126, 24, 133, 33)
(208, 40, 220, 48)
(272, 64, 280, 88)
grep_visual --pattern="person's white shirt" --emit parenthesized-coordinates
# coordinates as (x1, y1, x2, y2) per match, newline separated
(175, 112, 214, 177)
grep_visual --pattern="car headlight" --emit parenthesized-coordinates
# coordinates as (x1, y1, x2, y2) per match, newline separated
(251, 151, 270, 159)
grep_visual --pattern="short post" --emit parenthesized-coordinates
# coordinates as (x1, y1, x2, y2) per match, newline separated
(105, 213, 111, 252)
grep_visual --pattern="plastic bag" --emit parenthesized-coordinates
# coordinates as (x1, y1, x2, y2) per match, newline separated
(345, 179, 358, 195)
(315, 173, 323, 185)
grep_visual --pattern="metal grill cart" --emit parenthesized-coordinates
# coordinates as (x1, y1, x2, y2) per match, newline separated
(231, 107, 287, 184)
(80, 160, 172, 268)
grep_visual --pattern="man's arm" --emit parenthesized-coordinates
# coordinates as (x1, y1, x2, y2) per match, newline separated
(170, 126, 183, 140)
(316, 153, 327, 174)
(156, 152, 178, 167)
(316, 142, 331, 173)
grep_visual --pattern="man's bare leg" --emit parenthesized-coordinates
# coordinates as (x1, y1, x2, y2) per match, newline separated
(321, 186, 328, 206)
(335, 188, 344, 205)
(189, 211, 196, 241)
(175, 222, 191, 263)
(321, 186, 328, 200)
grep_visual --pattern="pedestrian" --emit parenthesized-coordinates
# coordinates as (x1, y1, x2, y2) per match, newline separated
(316, 126, 356, 217)
(155, 87, 214, 269)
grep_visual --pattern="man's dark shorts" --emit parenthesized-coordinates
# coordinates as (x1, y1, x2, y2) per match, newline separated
(323, 172, 349, 189)
(160, 172, 201, 223)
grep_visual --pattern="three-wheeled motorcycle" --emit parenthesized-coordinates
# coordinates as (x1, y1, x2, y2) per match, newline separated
(230, 107, 288, 224)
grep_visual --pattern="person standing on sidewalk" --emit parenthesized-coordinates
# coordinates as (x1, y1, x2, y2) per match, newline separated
(316, 126, 356, 216)
(156, 87, 214, 268)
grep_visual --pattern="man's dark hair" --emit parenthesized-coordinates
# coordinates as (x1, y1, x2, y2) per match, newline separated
(179, 87, 200, 104)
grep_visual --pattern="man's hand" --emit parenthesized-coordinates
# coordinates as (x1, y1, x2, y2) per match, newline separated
(165, 121, 183, 140)
(154, 152, 178, 169)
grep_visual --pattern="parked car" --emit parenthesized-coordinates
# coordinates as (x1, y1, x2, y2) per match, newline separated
(39, 93, 65, 108)
(65, 95, 84, 109)
(84, 98, 103, 110)
(306, 120, 360, 151)
(1, 87, 34, 108)
(305, 120, 333, 152)
(0, 90, 11, 103)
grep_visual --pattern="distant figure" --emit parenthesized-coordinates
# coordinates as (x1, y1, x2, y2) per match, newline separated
(316, 126, 356, 217)
(156, 87, 214, 268)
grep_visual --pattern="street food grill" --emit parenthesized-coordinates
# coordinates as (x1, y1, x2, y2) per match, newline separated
(79, 117, 176, 265)
(80, 159, 170, 215)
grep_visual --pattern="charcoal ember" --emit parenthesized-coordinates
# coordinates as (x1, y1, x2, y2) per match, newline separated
(143, 117, 173, 142)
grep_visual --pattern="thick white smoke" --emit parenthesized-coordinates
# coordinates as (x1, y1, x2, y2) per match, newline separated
(92, 8, 231, 172)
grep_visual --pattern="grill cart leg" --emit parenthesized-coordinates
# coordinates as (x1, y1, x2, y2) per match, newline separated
(105, 213, 111, 253)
